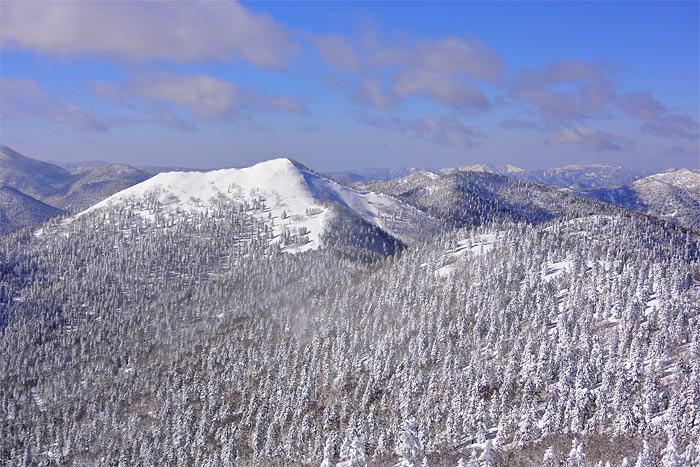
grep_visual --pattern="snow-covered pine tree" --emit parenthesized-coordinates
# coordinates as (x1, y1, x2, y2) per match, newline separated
(661, 431, 684, 467)
(542, 446, 558, 467)
(396, 418, 422, 467)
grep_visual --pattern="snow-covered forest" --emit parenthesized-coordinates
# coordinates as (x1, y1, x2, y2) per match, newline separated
(1, 167, 699, 467)
(2, 0, 699, 464)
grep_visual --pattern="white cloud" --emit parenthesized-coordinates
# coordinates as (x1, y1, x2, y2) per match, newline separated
(312, 31, 501, 110)
(411, 36, 502, 81)
(1, 1, 297, 68)
(87, 74, 306, 130)
(393, 69, 489, 110)
(546, 127, 634, 151)
(310, 34, 360, 71)
(353, 79, 397, 109)
(512, 61, 615, 120)
(1, 78, 109, 133)
(617, 91, 667, 122)
(361, 114, 483, 148)
(641, 114, 699, 141)
(132, 74, 305, 119)
(134, 75, 244, 120)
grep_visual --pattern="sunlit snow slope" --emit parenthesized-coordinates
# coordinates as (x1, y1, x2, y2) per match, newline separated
(78, 158, 439, 252)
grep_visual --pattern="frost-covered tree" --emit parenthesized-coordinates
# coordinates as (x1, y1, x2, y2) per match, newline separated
(0, 189, 698, 466)
(542, 446, 558, 467)
(634, 440, 651, 467)
(661, 431, 684, 467)
(320, 435, 336, 467)
(480, 439, 495, 467)
(396, 418, 422, 467)
(567, 440, 587, 467)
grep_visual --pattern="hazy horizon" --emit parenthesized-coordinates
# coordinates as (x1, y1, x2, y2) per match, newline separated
(5, 142, 696, 175)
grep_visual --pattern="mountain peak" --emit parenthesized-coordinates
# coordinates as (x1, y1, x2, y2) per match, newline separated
(78, 158, 439, 253)
(247, 157, 301, 172)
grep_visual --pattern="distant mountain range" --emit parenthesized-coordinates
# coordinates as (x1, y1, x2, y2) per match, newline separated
(329, 167, 428, 184)
(354, 169, 616, 228)
(335, 163, 649, 190)
(0, 144, 152, 232)
(53, 159, 201, 175)
(582, 168, 700, 231)
(1, 144, 698, 235)
(337, 162, 700, 231)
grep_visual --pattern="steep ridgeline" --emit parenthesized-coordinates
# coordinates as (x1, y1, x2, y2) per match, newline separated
(0, 144, 150, 233)
(75, 158, 442, 254)
(1, 200, 698, 465)
(356, 170, 618, 227)
(583, 169, 700, 232)
(0, 144, 72, 201)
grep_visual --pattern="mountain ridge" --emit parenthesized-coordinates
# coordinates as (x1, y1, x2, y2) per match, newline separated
(76, 157, 442, 253)
(0, 144, 152, 234)
(582, 168, 700, 231)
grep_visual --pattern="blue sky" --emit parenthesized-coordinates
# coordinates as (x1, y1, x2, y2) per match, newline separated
(1, 1, 698, 171)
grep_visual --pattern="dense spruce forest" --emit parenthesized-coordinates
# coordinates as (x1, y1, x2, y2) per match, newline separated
(1, 186, 699, 466)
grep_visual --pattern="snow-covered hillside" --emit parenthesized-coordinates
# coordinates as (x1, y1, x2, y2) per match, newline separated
(79, 158, 440, 252)
(584, 168, 700, 231)
(515, 164, 648, 189)
(0, 144, 151, 234)
(3, 158, 700, 466)
(356, 168, 617, 227)
(441, 163, 525, 176)
(438, 163, 644, 189)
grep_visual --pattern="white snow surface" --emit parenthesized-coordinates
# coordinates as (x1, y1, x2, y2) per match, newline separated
(542, 260, 572, 282)
(77, 158, 437, 253)
(434, 232, 501, 278)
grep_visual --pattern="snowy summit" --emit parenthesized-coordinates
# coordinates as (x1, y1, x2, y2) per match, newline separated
(79, 157, 439, 253)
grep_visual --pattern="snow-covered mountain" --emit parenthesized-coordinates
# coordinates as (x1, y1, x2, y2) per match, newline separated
(52, 163, 153, 212)
(0, 187, 64, 235)
(0, 144, 151, 234)
(4, 188, 698, 466)
(356, 169, 616, 227)
(328, 166, 430, 184)
(440, 163, 526, 176)
(78, 158, 442, 253)
(55, 159, 202, 176)
(513, 164, 649, 189)
(449, 163, 647, 189)
(333, 162, 647, 190)
(0, 144, 73, 200)
(2, 151, 700, 466)
(584, 168, 700, 231)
